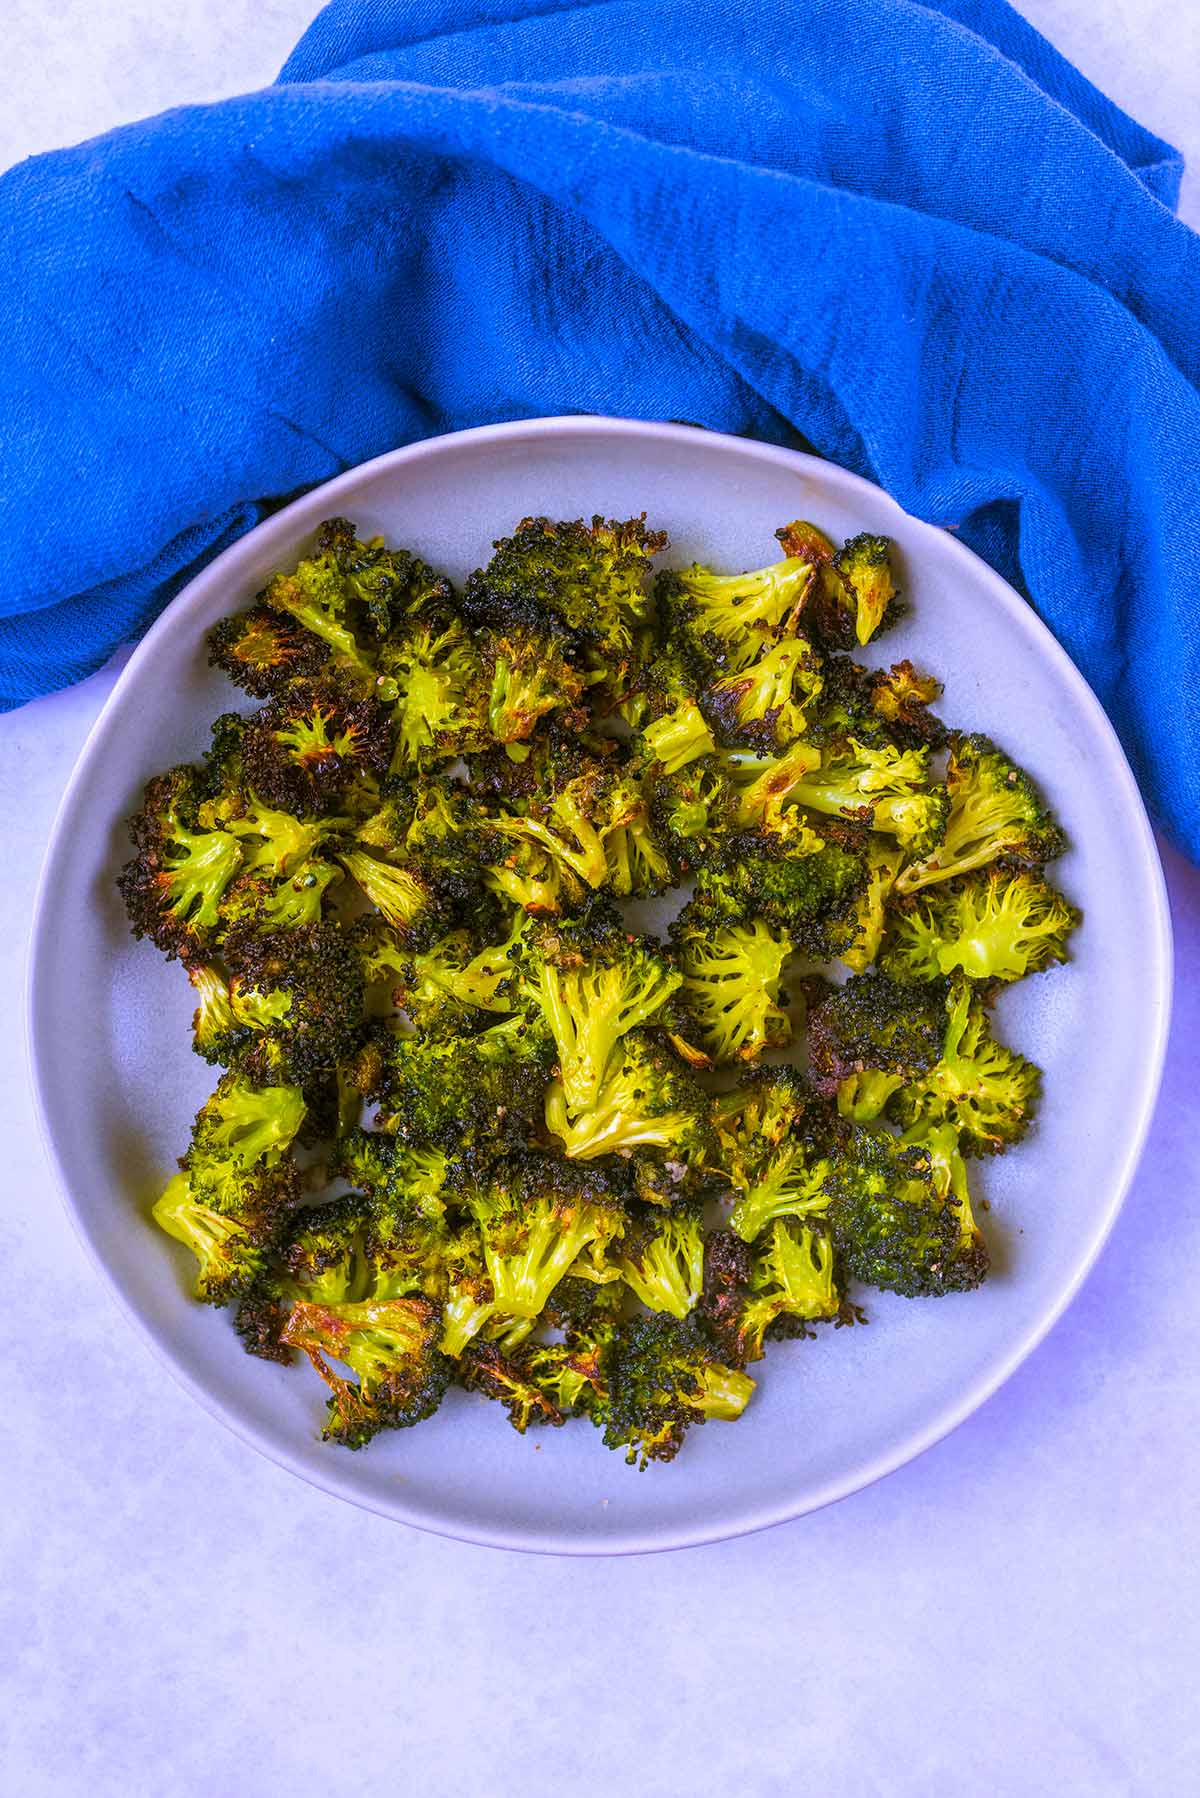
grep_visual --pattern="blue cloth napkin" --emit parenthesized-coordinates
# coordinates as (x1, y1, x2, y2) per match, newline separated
(2, 0, 1198, 853)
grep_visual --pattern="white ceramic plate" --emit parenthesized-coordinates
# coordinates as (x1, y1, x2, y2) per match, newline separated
(28, 418, 1171, 1554)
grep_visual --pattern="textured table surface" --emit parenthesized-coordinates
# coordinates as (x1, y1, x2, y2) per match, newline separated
(4, 6, 1199, 1794)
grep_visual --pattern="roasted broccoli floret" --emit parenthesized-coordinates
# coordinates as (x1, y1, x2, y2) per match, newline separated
(722, 1221, 841, 1361)
(316, 516, 453, 636)
(640, 653, 719, 774)
(838, 839, 903, 973)
(208, 605, 330, 697)
(119, 765, 244, 959)
(807, 972, 947, 1121)
(702, 635, 825, 749)
(545, 1030, 712, 1164)
(672, 908, 793, 1064)
(464, 514, 665, 665)
(658, 551, 814, 675)
(891, 978, 1042, 1154)
(392, 913, 527, 1031)
(282, 1293, 449, 1448)
(478, 622, 588, 745)
(261, 535, 377, 685)
(239, 677, 392, 815)
(616, 1203, 705, 1318)
(896, 734, 1067, 894)
(152, 1166, 293, 1305)
(602, 1313, 755, 1467)
(368, 1014, 552, 1150)
(520, 916, 680, 1112)
(825, 1125, 986, 1296)
(883, 868, 1080, 983)
(336, 1127, 454, 1223)
(216, 922, 365, 1084)
(376, 612, 486, 769)
(465, 1155, 625, 1321)
(690, 832, 866, 960)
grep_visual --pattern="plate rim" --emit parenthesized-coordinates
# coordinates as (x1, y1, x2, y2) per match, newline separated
(26, 414, 1174, 1555)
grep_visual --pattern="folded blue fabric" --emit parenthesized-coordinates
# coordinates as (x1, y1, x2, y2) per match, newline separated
(2, 0, 1198, 852)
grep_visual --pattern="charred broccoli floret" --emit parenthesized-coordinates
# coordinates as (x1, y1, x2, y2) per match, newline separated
(602, 1313, 755, 1467)
(658, 551, 814, 675)
(672, 908, 793, 1064)
(702, 635, 825, 749)
(544, 1030, 712, 1165)
(722, 1221, 841, 1361)
(369, 1015, 553, 1151)
(520, 915, 680, 1112)
(478, 622, 588, 745)
(464, 514, 666, 665)
(239, 676, 392, 815)
(119, 765, 244, 959)
(208, 605, 329, 697)
(883, 868, 1080, 984)
(807, 972, 947, 1120)
(896, 734, 1067, 894)
(616, 1203, 705, 1318)
(825, 1125, 986, 1296)
(465, 1154, 626, 1321)
(282, 1293, 449, 1448)
(891, 978, 1042, 1154)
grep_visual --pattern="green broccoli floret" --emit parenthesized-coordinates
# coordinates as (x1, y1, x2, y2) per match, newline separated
(369, 1016, 552, 1151)
(640, 653, 719, 774)
(465, 515, 665, 671)
(900, 1119, 987, 1260)
(465, 1155, 626, 1321)
(647, 756, 738, 873)
(374, 612, 486, 770)
(602, 1313, 755, 1468)
(217, 922, 365, 1085)
(617, 1203, 705, 1318)
(824, 1125, 986, 1296)
(185, 962, 279, 1068)
(239, 677, 392, 816)
(336, 1127, 454, 1223)
(478, 622, 589, 745)
(261, 538, 377, 685)
(838, 839, 903, 973)
(807, 972, 948, 1118)
(520, 916, 681, 1112)
(777, 739, 948, 855)
(316, 516, 453, 637)
(720, 742, 829, 850)
(282, 1293, 449, 1448)
(393, 913, 527, 1031)
(672, 908, 793, 1064)
(658, 551, 814, 675)
(545, 1030, 712, 1164)
(207, 605, 330, 698)
(336, 849, 443, 938)
(184, 1072, 308, 1205)
(891, 978, 1042, 1154)
(690, 832, 866, 960)
(711, 1063, 813, 1159)
(152, 1167, 293, 1305)
(702, 635, 825, 749)
(882, 868, 1080, 983)
(458, 1340, 567, 1432)
(723, 1221, 841, 1361)
(118, 765, 245, 960)
(896, 734, 1067, 894)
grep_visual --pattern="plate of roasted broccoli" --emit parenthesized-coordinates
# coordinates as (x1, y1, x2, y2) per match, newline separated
(30, 417, 1170, 1551)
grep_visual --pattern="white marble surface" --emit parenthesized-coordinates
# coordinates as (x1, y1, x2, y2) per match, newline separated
(4, 6, 1200, 1794)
